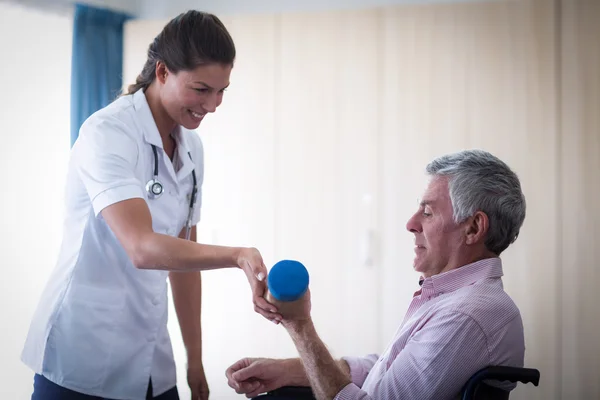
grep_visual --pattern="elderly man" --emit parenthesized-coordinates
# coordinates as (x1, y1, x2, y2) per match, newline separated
(226, 149, 527, 400)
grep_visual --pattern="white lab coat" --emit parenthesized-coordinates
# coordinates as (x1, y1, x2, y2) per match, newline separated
(21, 89, 204, 399)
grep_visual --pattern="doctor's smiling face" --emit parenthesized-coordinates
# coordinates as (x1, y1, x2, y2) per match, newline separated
(157, 61, 232, 130)
(125, 11, 236, 135)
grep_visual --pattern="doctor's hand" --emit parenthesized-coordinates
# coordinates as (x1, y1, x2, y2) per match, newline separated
(187, 361, 209, 400)
(226, 358, 292, 398)
(236, 247, 282, 324)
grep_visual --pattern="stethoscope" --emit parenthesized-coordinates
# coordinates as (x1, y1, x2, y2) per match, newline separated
(146, 144, 198, 240)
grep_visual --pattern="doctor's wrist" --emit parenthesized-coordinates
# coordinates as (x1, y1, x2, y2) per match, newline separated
(186, 349, 203, 367)
(231, 247, 244, 269)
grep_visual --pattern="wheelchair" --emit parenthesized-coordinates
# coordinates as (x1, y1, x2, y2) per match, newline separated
(252, 366, 540, 400)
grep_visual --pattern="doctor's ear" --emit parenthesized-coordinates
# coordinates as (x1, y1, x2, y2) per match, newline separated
(155, 61, 169, 84)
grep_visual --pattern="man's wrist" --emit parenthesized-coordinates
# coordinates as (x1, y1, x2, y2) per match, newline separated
(284, 318, 314, 337)
(282, 358, 310, 387)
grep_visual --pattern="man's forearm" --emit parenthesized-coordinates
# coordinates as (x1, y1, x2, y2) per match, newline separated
(286, 320, 352, 400)
(283, 358, 350, 388)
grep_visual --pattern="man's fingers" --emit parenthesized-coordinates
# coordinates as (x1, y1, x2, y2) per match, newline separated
(226, 358, 252, 388)
(227, 358, 250, 376)
(231, 367, 252, 382)
(235, 380, 260, 395)
(245, 381, 263, 398)
(232, 363, 261, 382)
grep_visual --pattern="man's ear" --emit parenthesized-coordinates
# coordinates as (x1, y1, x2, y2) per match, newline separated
(155, 61, 168, 84)
(465, 211, 489, 245)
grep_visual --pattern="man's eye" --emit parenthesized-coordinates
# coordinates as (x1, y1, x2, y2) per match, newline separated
(423, 211, 432, 217)
(194, 88, 208, 93)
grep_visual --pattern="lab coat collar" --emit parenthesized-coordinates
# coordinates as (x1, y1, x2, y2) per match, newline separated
(133, 89, 163, 148)
(132, 89, 196, 182)
(171, 127, 196, 182)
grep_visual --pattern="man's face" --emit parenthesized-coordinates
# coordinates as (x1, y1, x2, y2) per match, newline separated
(406, 176, 465, 278)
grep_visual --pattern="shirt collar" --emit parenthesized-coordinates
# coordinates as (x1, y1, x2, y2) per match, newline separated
(419, 257, 504, 296)
(133, 89, 163, 148)
(172, 127, 196, 181)
(132, 90, 196, 181)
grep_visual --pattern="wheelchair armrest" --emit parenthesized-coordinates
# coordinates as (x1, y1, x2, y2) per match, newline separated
(469, 366, 540, 386)
(461, 366, 540, 400)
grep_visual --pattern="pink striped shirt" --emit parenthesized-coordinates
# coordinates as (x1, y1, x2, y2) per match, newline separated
(336, 258, 525, 400)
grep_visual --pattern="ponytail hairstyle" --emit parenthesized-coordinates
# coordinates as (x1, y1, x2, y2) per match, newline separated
(125, 10, 236, 95)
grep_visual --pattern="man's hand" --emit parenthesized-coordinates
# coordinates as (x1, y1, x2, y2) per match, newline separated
(226, 358, 301, 398)
(281, 289, 312, 331)
(187, 361, 209, 400)
(236, 247, 282, 324)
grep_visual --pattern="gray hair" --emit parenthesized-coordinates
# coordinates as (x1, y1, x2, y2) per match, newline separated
(426, 149, 526, 255)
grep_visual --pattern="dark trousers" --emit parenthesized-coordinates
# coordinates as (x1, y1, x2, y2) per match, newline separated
(32, 374, 180, 400)
(252, 386, 316, 400)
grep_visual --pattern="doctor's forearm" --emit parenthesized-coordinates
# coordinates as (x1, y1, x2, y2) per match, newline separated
(133, 232, 241, 271)
(170, 271, 203, 358)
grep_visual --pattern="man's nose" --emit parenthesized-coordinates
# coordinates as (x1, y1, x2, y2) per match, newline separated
(406, 213, 421, 233)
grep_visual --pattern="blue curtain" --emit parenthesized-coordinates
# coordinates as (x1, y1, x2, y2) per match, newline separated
(70, 3, 132, 146)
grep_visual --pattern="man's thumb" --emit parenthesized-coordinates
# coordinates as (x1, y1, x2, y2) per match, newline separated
(232, 364, 257, 382)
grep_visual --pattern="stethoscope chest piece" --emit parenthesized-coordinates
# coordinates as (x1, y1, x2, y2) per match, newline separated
(146, 178, 163, 199)
(145, 143, 197, 240)
(146, 144, 164, 199)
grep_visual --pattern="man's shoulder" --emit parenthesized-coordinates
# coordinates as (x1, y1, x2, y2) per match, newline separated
(438, 281, 522, 331)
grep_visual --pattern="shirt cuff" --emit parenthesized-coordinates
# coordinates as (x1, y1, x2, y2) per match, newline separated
(334, 383, 369, 400)
(92, 184, 145, 217)
(343, 356, 371, 387)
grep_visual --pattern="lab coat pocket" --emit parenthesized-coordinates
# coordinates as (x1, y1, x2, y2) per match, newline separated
(45, 285, 125, 389)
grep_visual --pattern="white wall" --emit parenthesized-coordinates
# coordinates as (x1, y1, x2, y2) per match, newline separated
(0, 2, 72, 398)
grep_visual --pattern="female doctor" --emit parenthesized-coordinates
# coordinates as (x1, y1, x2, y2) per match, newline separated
(21, 10, 282, 400)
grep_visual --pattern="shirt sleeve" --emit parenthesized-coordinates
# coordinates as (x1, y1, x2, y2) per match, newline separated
(188, 132, 204, 226)
(342, 354, 380, 387)
(334, 311, 491, 400)
(73, 116, 145, 217)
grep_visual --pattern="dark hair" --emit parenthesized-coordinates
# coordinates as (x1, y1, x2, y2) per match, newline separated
(126, 10, 236, 95)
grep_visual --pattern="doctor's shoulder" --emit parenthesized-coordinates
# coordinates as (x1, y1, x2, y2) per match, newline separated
(73, 95, 141, 158)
